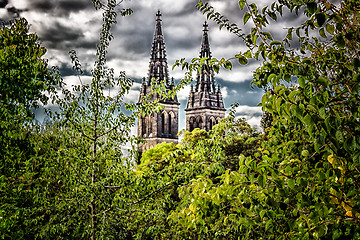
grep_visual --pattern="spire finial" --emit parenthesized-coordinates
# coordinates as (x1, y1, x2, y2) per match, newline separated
(203, 21, 208, 32)
(156, 10, 162, 21)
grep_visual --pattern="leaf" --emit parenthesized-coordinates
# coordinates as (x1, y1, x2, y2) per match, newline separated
(224, 61, 232, 70)
(243, 12, 251, 24)
(315, 13, 326, 26)
(319, 107, 326, 119)
(239, 0, 246, 10)
(325, 23, 335, 35)
(238, 55, 248, 65)
(288, 90, 300, 101)
(334, 35, 345, 48)
(275, 97, 282, 111)
(261, 31, 273, 40)
(335, 130, 344, 142)
(260, 209, 266, 219)
(245, 208, 255, 217)
(317, 77, 329, 87)
(319, 28, 326, 38)
(268, 11, 277, 21)
(298, 76, 305, 88)
(301, 149, 309, 157)
(251, 34, 258, 44)
(287, 28, 293, 40)
(307, 2, 317, 15)
(267, 73, 276, 84)
(303, 114, 314, 128)
(244, 50, 252, 58)
(270, 41, 282, 46)
(257, 175, 264, 187)
(213, 64, 219, 73)
(288, 178, 295, 190)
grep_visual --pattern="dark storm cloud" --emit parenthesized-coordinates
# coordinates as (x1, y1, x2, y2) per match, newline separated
(57, 62, 91, 77)
(32, 1, 54, 12)
(7, 6, 23, 18)
(58, 0, 92, 12)
(38, 21, 84, 48)
(0, 0, 8, 8)
(30, 0, 92, 17)
(73, 38, 98, 49)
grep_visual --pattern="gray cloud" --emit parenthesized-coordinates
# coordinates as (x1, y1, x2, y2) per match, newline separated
(0, 0, 8, 8)
(29, 0, 93, 17)
(6, 6, 23, 18)
(39, 21, 83, 44)
(5, 0, 308, 127)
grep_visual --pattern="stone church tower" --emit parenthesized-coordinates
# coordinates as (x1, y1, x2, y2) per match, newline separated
(185, 22, 225, 131)
(137, 11, 180, 153)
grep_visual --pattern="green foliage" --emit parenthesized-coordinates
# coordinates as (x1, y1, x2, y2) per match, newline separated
(0, 18, 60, 117)
(138, 142, 182, 172)
(128, 112, 259, 239)
(166, 0, 360, 239)
(46, 0, 142, 238)
(0, 18, 61, 239)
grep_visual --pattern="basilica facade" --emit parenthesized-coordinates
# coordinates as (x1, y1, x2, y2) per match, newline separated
(137, 11, 225, 153)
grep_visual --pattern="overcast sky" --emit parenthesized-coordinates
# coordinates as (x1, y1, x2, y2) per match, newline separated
(0, 0, 305, 130)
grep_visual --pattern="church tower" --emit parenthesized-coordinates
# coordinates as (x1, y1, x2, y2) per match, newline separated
(137, 11, 180, 153)
(185, 22, 225, 131)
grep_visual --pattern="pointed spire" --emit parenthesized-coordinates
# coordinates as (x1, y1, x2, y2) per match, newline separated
(155, 10, 162, 36)
(200, 21, 211, 59)
(195, 21, 215, 93)
(148, 10, 169, 86)
(186, 21, 225, 111)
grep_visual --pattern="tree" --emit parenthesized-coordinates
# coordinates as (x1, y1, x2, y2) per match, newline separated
(130, 109, 259, 239)
(0, 18, 60, 117)
(41, 0, 141, 238)
(0, 18, 61, 239)
(166, 0, 360, 239)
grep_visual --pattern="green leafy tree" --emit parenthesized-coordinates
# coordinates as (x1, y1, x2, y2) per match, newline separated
(39, 0, 142, 238)
(132, 110, 259, 239)
(138, 142, 183, 173)
(0, 18, 61, 239)
(0, 18, 60, 117)
(168, 0, 360, 239)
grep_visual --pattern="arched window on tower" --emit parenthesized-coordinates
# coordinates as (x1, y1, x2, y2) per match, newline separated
(209, 116, 216, 130)
(142, 117, 146, 137)
(216, 117, 221, 125)
(189, 116, 195, 131)
(149, 114, 153, 137)
(168, 113, 172, 136)
(161, 112, 166, 135)
(196, 116, 203, 129)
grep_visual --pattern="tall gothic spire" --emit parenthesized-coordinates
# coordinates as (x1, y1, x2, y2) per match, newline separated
(200, 21, 211, 59)
(147, 10, 169, 86)
(185, 21, 225, 132)
(186, 21, 225, 112)
(195, 21, 216, 93)
(137, 11, 180, 155)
